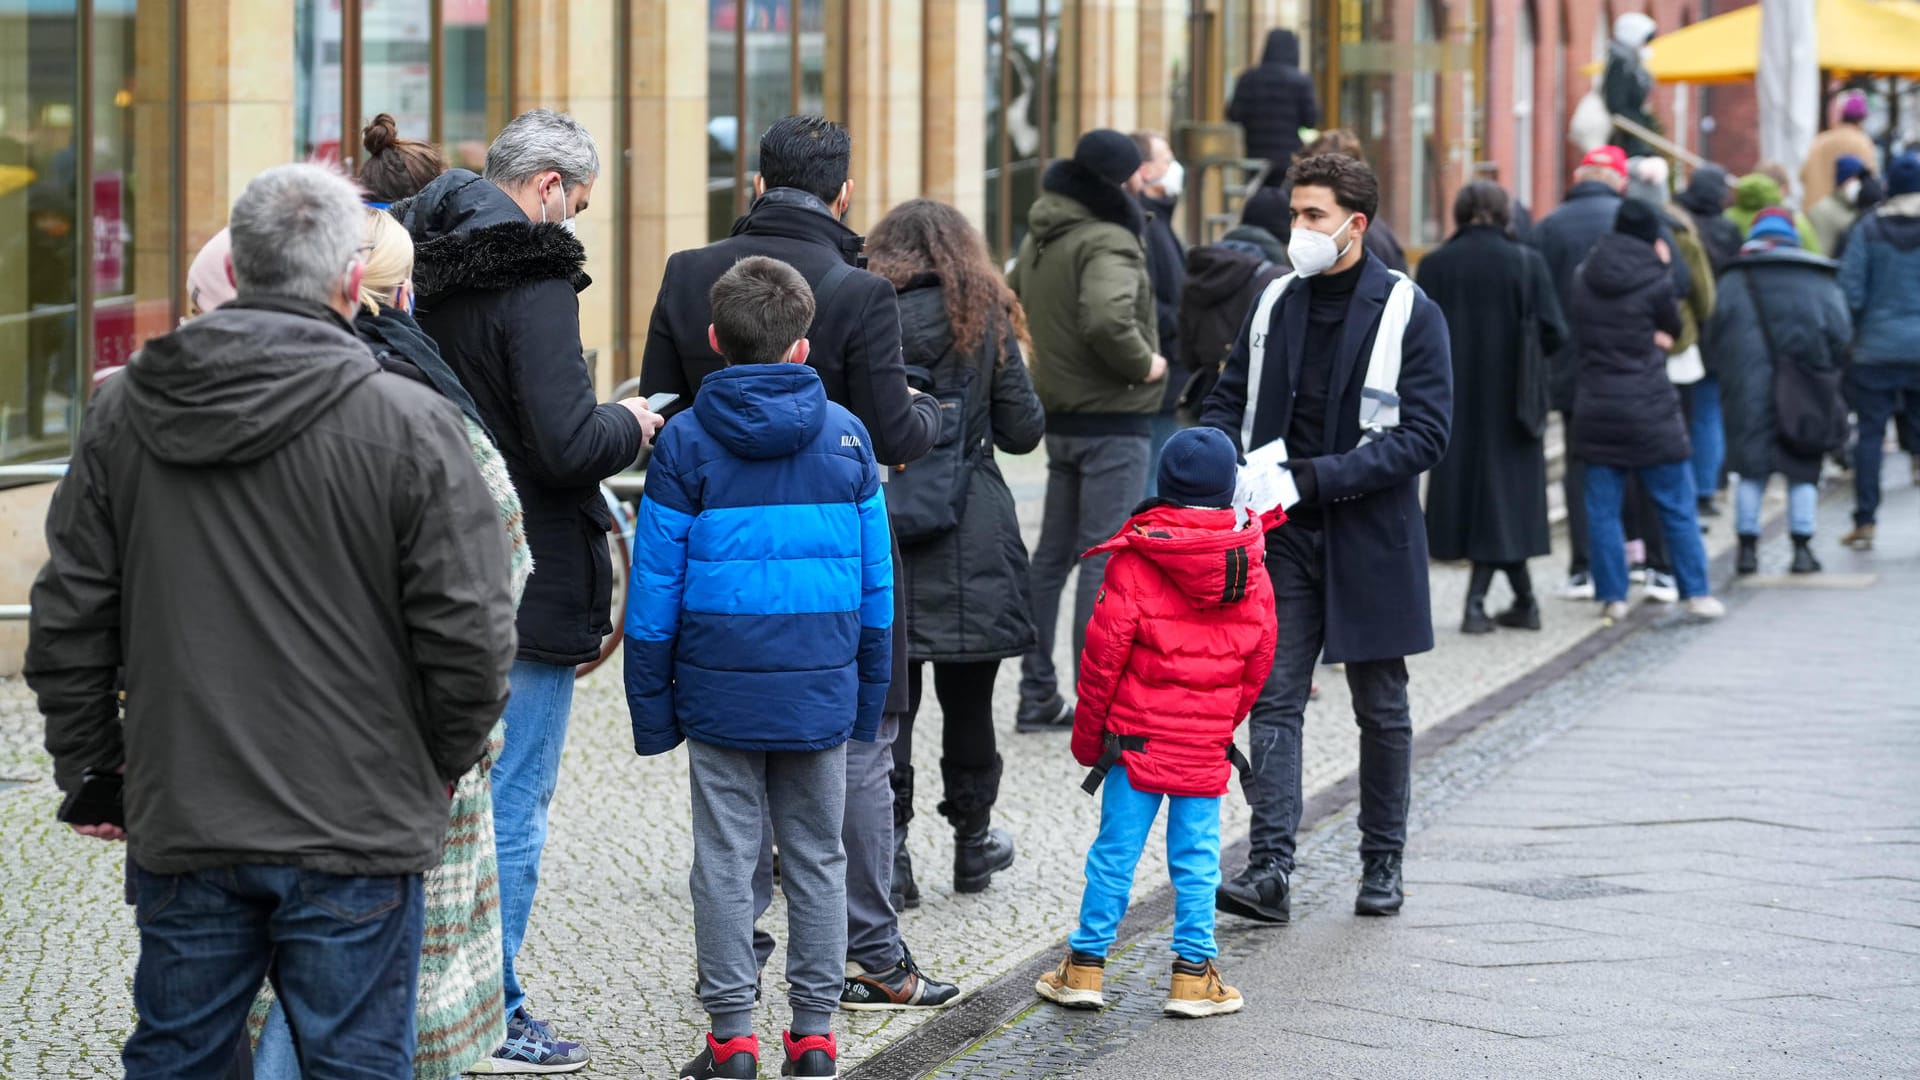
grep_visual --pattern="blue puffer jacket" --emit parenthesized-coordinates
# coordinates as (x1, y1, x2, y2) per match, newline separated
(624, 363, 892, 754)
(1839, 194, 1920, 367)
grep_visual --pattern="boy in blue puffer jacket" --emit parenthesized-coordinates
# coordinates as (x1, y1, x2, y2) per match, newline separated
(624, 256, 891, 1080)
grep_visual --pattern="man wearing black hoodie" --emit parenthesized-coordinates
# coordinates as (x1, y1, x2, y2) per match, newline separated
(1177, 188, 1290, 415)
(638, 115, 955, 1014)
(1228, 30, 1320, 167)
(1131, 129, 1188, 494)
(28, 164, 516, 1077)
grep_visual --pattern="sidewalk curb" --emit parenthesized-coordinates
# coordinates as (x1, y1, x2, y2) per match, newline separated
(846, 499, 1799, 1080)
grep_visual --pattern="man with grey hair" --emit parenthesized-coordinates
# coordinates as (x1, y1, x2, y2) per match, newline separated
(396, 108, 661, 1073)
(28, 162, 516, 1077)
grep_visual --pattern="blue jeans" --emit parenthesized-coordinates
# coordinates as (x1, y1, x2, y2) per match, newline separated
(1585, 461, 1711, 603)
(1069, 766, 1221, 963)
(1847, 364, 1920, 526)
(122, 864, 423, 1080)
(492, 659, 577, 1019)
(1143, 412, 1183, 497)
(1736, 476, 1818, 537)
(1689, 375, 1725, 498)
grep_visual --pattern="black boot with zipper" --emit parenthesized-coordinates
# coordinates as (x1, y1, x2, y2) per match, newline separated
(1790, 534, 1822, 575)
(941, 755, 1015, 893)
(889, 765, 919, 911)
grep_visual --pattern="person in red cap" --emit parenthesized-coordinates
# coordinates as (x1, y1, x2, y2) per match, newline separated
(1529, 145, 1693, 601)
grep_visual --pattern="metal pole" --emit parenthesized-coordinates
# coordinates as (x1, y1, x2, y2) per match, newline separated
(77, 0, 96, 407)
(342, 0, 362, 173)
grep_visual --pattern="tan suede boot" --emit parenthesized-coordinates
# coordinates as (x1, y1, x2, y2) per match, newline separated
(1163, 958, 1244, 1018)
(1034, 953, 1105, 1009)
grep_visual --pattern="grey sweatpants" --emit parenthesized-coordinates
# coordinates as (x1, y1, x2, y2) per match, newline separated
(689, 739, 848, 1031)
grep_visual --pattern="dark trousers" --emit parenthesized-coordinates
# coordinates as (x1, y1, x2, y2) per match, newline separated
(1245, 526, 1413, 871)
(123, 864, 423, 1080)
(1562, 410, 1670, 576)
(897, 660, 1003, 826)
(1019, 432, 1152, 717)
(1848, 364, 1920, 526)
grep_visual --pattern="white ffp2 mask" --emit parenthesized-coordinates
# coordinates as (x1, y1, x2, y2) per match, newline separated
(1287, 214, 1357, 277)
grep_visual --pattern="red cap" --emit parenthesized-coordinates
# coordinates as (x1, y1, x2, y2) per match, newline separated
(1579, 145, 1629, 178)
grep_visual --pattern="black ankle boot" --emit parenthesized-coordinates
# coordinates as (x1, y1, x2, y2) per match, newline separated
(1462, 596, 1494, 634)
(1494, 596, 1541, 630)
(1736, 534, 1759, 575)
(1355, 852, 1404, 916)
(1790, 534, 1822, 575)
(890, 767, 919, 911)
(940, 756, 1014, 893)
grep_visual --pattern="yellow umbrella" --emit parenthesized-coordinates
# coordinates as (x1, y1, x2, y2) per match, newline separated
(1585, 0, 1920, 84)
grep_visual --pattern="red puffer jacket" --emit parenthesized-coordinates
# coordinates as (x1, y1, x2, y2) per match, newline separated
(1071, 504, 1280, 797)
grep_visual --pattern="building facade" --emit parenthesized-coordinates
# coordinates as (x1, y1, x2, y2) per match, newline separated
(3, 0, 1740, 470)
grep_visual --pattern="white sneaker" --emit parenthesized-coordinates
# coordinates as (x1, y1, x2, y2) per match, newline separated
(1685, 596, 1726, 620)
(1557, 572, 1595, 600)
(1600, 601, 1630, 621)
(1643, 570, 1680, 604)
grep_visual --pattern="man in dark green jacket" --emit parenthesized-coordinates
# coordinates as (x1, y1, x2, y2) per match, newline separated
(1008, 128, 1167, 732)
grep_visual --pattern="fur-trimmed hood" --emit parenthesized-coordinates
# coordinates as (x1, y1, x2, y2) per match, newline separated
(391, 168, 590, 304)
(1033, 159, 1145, 240)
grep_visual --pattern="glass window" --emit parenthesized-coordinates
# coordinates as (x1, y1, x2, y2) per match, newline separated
(442, 0, 491, 170)
(361, 0, 434, 153)
(1335, 0, 1448, 248)
(709, 1, 743, 238)
(295, 0, 345, 162)
(985, 0, 1063, 262)
(92, 0, 177, 394)
(707, 0, 841, 240)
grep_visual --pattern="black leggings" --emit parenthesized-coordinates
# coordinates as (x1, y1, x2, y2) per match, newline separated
(1468, 561, 1535, 601)
(895, 660, 1000, 774)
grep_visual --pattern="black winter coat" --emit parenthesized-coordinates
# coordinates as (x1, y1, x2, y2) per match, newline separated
(1178, 232, 1287, 413)
(1675, 167, 1742, 275)
(1201, 254, 1454, 663)
(396, 170, 644, 666)
(27, 299, 515, 876)
(1418, 226, 1567, 563)
(1532, 182, 1692, 411)
(1228, 31, 1320, 164)
(1569, 234, 1688, 468)
(1139, 193, 1187, 413)
(894, 276, 1046, 662)
(1706, 248, 1852, 485)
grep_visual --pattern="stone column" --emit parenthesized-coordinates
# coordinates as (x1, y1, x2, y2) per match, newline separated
(922, 0, 988, 232)
(627, 1, 710, 384)
(181, 0, 294, 263)
(839, 0, 924, 231)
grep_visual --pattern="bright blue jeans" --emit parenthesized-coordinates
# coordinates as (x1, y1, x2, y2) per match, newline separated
(492, 659, 577, 1019)
(1736, 476, 1818, 537)
(1069, 766, 1221, 963)
(1585, 461, 1711, 604)
(1689, 376, 1725, 498)
(122, 864, 422, 1080)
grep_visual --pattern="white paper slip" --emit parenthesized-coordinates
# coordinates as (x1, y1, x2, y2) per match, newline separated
(1233, 437, 1300, 528)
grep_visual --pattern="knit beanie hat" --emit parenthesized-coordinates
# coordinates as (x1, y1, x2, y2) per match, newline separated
(1746, 211, 1800, 247)
(1840, 91, 1869, 123)
(1240, 184, 1290, 235)
(1889, 152, 1920, 197)
(1157, 427, 1239, 510)
(1074, 129, 1143, 186)
(1614, 198, 1662, 245)
(1835, 155, 1867, 186)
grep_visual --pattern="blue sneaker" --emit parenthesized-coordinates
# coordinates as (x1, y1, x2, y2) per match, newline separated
(467, 1007, 589, 1074)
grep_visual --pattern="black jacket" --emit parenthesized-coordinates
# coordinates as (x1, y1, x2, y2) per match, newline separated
(1568, 234, 1689, 468)
(26, 299, 515, 876)
(1178, 230, 1288, 412)
(1531, 181, 1692, 411)
(1228, 31, 1320, 164)
(639, 188, 941, 467)
(1139, 193, 1187, 412)
(1675, 166, 1742, 275)
(1707, 247, 1852, 485)
(1201, 254, 1453, 663)
(1418, 226, 1567, 563)
(397, 169, 644, 666)
(895, 276, 1046, 662)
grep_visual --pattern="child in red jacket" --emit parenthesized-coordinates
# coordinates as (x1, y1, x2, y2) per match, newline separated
(1035, 427, 1279, 1018)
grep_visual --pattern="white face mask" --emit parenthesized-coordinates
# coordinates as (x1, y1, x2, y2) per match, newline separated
(1158, 159, 1185, 199)
(541, 179, 575, 234)
(1841, 177, 1863, 205)
(1288, 213, 1357, 277)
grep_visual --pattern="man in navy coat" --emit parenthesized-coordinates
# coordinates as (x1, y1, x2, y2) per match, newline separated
(1202, 153, 1452, 924)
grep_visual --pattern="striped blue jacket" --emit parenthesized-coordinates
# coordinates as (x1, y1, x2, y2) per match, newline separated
(624, 363, 892, 754)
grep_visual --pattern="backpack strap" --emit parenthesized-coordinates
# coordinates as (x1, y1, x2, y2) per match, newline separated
(1357, 271, 1417, 447)
(811, 261, 859, 325)
(1080, 734, 1149, 795)
(1241, 272, 1298, 451)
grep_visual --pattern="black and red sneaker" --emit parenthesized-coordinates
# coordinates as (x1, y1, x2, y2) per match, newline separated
(780, 1031, 837, 1079)
(680, 1033, 758, 1080)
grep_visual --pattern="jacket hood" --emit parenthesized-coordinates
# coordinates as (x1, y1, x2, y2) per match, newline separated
(1732, 173, 1783, 213)
(895, 276, 958, 367)
(1184, 244, 1271, 305)
(1579, 232, 1670, 298)
(1035, 159, 1146, 239)
(1614, 12, 1656, 48)
(1219, 224, 1289, 263)
(1085, 504, 1275, 608)
(1675, 165, 1731, 218)
(1730, 246, 1838, 275)
(393, 168, 589, 304)
(1261, 29, 1301, 68)
(122, 297, 380, 466)
(1871, 193, 1920, 250)
(731, 187, 867, 265)
(692, 363, 829, 461)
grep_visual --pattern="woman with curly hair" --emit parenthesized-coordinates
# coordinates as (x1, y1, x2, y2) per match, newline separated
(865, 199, 1046, 909)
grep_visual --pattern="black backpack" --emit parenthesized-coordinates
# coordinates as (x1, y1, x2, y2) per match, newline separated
(885, 318, 998, 544)
(1744, 275, 1848, 459)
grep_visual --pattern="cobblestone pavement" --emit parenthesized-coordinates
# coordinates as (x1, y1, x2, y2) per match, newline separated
(0, 443, 1836, 1077)
(933, 476, 1920, 1079)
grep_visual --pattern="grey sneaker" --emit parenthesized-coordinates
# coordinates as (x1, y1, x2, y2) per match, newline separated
(469, 1007, 589, 1074)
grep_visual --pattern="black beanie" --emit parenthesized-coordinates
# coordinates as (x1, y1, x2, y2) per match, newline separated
(1614, 198, 1662, 245)
(1074, 129, 1142, 186)
(1158, 428, 1239, 510)
(1240, 185, 1291, 235)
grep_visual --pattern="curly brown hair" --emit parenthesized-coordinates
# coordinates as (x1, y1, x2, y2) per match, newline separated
(866, 199, 1031, 367)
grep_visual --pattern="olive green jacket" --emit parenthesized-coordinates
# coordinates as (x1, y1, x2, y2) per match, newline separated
(1008, 161, 1162, 421)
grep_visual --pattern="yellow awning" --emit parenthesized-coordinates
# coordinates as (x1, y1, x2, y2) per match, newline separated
(1584, 0, 1920, 84)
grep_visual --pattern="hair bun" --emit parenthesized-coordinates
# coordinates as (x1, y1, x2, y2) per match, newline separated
(363, 113, 398, 156)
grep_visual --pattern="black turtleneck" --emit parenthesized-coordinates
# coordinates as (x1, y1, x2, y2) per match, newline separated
(1286, 255, 1363, 529)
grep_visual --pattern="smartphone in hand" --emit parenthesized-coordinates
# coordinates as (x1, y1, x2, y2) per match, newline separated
(644, 392, 680, 413)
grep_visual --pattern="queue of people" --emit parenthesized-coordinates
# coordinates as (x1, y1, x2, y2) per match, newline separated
(23, 93, 1920, 1080)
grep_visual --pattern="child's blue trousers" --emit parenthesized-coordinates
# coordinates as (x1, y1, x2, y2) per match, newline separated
(1069, 765, 1222, 963)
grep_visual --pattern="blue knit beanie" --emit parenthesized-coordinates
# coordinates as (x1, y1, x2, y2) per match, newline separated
(1889, 152, 1920, 197)
(1157, 428, 1239, 509)
(1746, 212, 1800, 246)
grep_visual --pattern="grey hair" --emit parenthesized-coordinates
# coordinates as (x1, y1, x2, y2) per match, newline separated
(228, 163, 366, 306)
(483, 109, 601, 188)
